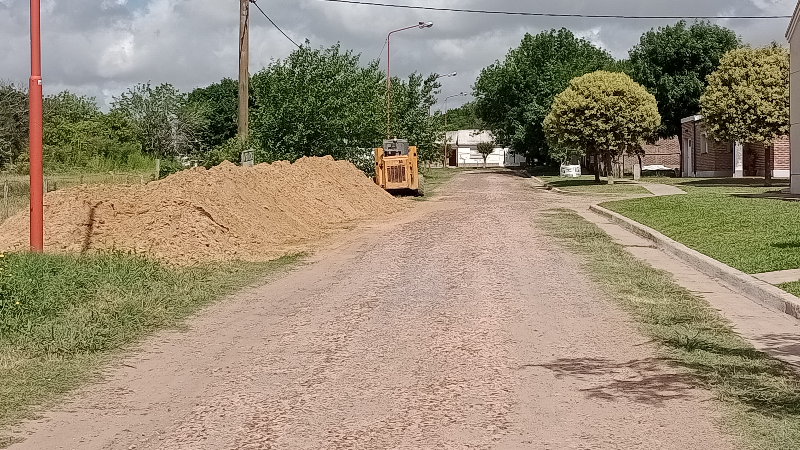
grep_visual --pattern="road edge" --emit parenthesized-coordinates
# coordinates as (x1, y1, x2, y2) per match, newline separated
(589, 204, 800, 321)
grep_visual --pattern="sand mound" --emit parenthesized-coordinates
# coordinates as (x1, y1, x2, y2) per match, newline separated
(0, 157, 403, 264)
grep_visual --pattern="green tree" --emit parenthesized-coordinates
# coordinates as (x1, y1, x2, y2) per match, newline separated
(186, 78, 241, 151)
(476, 141, 494, 168)
(0, 82, 28, 169)
(250, 44, 384, 173)
(388, 72, 441, 167)
(444, 102, 482, 131)
(629, 20, 739, 141)
(700, 44, 789, 186)
(473, 29, 614, 161)
(111, 83, 206, 158)
(543, 71, 661, 184)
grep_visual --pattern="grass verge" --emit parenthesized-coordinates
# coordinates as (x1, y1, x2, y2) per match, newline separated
(419, 168, 460, 200)
(541, 209, 800, 450)
(538, 175, 651, 195)
(0, 251, 299, 446)
(602, 178, 799, 274)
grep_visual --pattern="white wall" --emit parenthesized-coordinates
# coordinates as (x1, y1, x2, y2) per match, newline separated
(456, 147, 523, 167)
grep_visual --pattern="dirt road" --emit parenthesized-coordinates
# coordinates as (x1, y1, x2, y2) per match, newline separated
(9, 170, 733, 449)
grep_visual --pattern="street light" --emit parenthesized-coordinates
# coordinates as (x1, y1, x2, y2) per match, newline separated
(442, 92, 468, 167)
(436, 72, 457, 80)
(386, 21, 433, 139)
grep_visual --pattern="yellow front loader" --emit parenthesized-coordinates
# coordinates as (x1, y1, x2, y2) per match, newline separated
(374, 139, 424, 197)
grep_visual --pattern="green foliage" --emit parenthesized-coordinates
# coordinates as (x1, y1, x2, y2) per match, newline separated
(629, 20, 739, 139)
(476, 141, 494, 166)
(0, 250, 298, 437)
(202, 136, 258, 169)
(444, 102, 482, 131)
(186, 78, 241, 150)
(250, 44, 384, 166)
(700, 44, 789, 146)
(543, 71, 660, 167)
(473, 29, 615, 161)
(0, 82, 28, 169)
(249, 44, 440, 174)
(111, 82, 207, 158)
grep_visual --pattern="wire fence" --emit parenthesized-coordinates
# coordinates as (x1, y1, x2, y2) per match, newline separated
(1, 172, 153, 224)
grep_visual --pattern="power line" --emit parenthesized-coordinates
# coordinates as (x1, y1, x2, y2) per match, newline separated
(318, 0, 792, 20)
(250, 0, 303, 48)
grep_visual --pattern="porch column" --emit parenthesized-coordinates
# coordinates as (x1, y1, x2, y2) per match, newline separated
(733, 142, 744, 178)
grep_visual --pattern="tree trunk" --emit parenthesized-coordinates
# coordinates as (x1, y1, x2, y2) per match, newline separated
(605, 154, 615, 185)
(594, 156, 600, 183)
(765, 144, 773, 187)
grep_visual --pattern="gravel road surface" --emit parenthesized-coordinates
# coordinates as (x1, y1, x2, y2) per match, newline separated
(9, 170, 733, 449)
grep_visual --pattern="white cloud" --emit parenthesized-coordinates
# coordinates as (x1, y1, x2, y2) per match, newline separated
(0, 0, 796, 110)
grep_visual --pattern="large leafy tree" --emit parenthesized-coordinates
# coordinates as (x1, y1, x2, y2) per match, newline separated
(700, 44, 789, 186)
(388, 72, 441, 166)
(629, 20, 739, 140)
(0, 82, 29, 168)
(186, 78, 240, 151)
(111, 83, 206, 158)
(544, 71, 661, 184)
(444, 102, 483, 132)
(473, 29, 614, 161)
(250, 44, 384, 170)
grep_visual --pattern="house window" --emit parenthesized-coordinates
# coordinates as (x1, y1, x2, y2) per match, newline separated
(699, 133, 709, 154)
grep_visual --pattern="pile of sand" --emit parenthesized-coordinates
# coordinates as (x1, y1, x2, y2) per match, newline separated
(0, 157, 402, 264)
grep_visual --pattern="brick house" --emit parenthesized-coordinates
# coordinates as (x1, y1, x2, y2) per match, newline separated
(680, 115, 790, 178)
(620, 137, 681, 173)
(787, 0, 800, 192)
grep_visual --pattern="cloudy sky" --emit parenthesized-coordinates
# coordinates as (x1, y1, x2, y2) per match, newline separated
(0, 0, 797, 110)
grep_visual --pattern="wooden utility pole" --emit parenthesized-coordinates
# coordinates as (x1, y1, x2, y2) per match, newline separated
(238, 0, 250, 139)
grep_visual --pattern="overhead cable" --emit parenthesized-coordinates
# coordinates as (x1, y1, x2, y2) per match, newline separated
(318, 0, 792, 20)
(250, 0, 303, 48)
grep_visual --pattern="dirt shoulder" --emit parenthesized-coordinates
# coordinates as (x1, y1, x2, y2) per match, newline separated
(8, 169, 732, 449)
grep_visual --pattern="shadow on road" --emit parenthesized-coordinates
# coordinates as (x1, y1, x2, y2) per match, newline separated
(526, 357, 698, 406)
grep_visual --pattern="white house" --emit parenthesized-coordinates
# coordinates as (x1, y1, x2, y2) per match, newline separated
(787, 1, 800, 193)
(443, 130, 526, 168)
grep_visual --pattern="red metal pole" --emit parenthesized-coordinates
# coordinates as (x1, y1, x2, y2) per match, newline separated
(29, 0, 43, 252)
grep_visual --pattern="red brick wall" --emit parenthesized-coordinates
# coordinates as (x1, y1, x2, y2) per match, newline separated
(745, 136, 790, 175)
(621, 137, 681, 173)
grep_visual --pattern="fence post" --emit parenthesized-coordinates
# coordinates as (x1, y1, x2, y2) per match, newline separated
(3, 181, 8, 219)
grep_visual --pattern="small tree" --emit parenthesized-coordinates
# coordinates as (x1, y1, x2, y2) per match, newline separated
(543, 71, 661, 184)
(476, 142, 494, 168)
(700, 44, 789, 186)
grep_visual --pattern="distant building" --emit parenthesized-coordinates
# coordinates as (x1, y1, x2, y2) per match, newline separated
(680, 115, 790, 178)
(443, 130, 526, 168)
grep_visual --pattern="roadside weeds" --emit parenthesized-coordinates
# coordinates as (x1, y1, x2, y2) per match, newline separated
(0, 252, 300, 447)
(541, 209, 800, 450)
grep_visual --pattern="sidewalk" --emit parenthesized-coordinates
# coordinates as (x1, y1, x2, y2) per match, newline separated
(636, 182, 686, 196)
(574, 207, 800, 370)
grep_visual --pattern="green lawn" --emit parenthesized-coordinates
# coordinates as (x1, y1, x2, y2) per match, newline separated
(602, 178, 799, 274)
(539, 175, 651, 195)
(542, 209, 800, 450)
(0, 251, 298, 446)
(418, 167, 461, 200)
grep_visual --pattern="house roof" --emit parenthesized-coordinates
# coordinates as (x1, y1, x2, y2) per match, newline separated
(681, 115, 703, 124)
(787, 0, 800, 40)
(444, 129, 496, 146)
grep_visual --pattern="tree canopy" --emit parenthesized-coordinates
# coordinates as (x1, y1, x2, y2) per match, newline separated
(473, 29, 615, 161)
(444, 102, 482, 132)
(543, 71, 660, 183)
(628, 20, 739, 140)
(700, 44, 789, 184)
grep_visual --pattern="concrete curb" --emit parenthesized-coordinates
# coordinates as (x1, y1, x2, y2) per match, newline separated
(589, 204, 800, 320)
(530, 176, 569, 194)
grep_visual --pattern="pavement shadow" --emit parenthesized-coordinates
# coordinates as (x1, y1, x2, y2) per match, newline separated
(528, 357, 698, 406)
(753, 333, 800, 364)
(678, 178, 789, 189)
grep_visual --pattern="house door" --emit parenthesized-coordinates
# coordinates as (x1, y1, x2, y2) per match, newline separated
(448, 148, 457, 167)
(683, 138, 694, 177)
